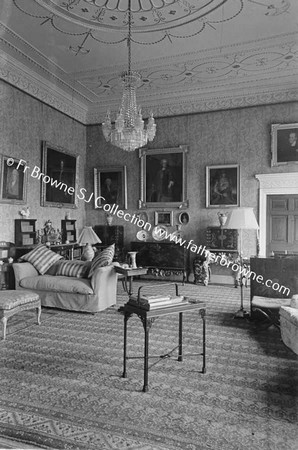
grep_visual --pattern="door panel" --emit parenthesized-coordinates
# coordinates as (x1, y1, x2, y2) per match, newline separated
(271, 216, 288, 242)
(267, 195, 298, 255)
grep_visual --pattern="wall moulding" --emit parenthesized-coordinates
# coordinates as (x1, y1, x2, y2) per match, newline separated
(255, 172, 298, 256)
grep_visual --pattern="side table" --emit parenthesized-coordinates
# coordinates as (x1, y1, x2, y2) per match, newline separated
(121, 284, 206, 392)
(115, 266, 148, 296)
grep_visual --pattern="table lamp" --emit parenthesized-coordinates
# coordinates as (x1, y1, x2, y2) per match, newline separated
(77, 227, 102, 261)
(224, 207, 259, 318)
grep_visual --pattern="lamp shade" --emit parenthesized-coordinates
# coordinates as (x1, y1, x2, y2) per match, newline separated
(77, 227, 102, 245)
(224, 207, 259, 230)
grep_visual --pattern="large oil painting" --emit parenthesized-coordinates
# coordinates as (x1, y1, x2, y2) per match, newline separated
(139, 145, 188, 208)
(41, 141, 79, 208)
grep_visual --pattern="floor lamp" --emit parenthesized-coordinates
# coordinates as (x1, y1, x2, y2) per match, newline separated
(224, 208, 259, 318)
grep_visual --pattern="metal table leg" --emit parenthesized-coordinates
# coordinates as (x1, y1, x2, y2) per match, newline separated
(178, 312, 183, 362)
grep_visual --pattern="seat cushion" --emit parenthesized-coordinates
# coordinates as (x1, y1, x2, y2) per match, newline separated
(20, 275, 93, 295)
(0, 290, 40, 310)
(21, 244, 63, 275)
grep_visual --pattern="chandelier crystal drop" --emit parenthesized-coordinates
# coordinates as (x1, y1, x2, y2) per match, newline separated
(102, 1, 156, 152)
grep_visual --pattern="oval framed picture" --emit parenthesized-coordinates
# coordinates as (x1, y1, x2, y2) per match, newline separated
(179, 212, 189, 225)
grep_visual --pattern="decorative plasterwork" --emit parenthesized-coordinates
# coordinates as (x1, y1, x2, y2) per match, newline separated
(87, 88, 298, 124)
(0, 54, 88, 123)
(255, 173, 298, 257)
(0, 0, 296, 123)
(31, 0, 238, 39)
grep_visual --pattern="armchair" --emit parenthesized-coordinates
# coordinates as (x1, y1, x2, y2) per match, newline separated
(280, 295, 298, 355)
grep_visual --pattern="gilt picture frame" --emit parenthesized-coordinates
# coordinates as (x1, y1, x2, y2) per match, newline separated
(94, 166, 127, 209)
(271, 123, 298, 166)
(139, 145, 188, 208)
(0, 155, 28, 204)
(41, 141, 79, 208)
(154, 211, 173, 226)
(206, 164, 240, 208)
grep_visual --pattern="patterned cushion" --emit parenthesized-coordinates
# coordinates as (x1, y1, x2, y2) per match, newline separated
(88, 244, 115, 278)
(56, 260, 91, 278)
(0, 290, 40, 310)
(21, 244, 63, 275)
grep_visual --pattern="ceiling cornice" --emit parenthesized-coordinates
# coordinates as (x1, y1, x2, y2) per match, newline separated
(0, 52, 88, 123)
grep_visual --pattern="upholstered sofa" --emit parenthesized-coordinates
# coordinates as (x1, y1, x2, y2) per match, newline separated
(280, 295, 298, 355)
(13, 261, 118, 313)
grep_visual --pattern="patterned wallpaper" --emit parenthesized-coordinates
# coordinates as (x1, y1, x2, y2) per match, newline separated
(0, 81, 86, 243)
(85, 102, 298, 259)
(1, 78, 297, 263)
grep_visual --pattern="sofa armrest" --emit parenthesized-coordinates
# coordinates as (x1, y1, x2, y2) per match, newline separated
(13, 262, 39, 289)
(290, 295, 298, 309)
(90, 265, 117, 304)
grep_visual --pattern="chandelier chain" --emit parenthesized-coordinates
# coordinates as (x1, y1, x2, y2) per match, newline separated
(128, 0, 131, 76)
(101, 0, 156, 151)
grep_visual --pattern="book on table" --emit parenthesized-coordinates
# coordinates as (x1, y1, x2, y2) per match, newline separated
(128, 294, 187, 310)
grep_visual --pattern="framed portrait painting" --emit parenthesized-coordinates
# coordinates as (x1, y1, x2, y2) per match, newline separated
(179, 211, 190, 225)
(41, 141, 79, 208)
(94, 166, 127, 209)
(206, 164, 240, 208)
(271, 123, 298, 166)
(154, 211, 173, 226)
(139, 145, 188, 208)
(0, 155, 28, 204)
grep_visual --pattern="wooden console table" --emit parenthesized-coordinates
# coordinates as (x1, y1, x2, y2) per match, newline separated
(15, 243, 82, 261)
(131, 241, 190, 283)
(121, 284, 206, 392)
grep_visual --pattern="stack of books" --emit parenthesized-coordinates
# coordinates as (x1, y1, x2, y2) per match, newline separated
(128, 294, 187, 310)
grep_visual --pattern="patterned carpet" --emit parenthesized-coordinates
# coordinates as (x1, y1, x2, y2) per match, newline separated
(0, 281, 297, 450)
(2, 309, 57, 339)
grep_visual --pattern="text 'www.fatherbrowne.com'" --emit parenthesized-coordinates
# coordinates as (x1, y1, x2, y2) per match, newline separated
(155, 227, 291, 296)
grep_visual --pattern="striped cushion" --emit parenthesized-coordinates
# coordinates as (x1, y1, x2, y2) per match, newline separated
(21, 244, 63, 275)
(56, 260, 91, 278)
(88, 244, 115, 278)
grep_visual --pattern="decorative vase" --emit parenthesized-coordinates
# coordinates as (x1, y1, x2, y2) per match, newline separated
(128, 251, 138, 269)
(65, 212, 71, 220)
(82, 243, 95, 261)
(218, 212, 227, 227)
(106, 214, 113, 226)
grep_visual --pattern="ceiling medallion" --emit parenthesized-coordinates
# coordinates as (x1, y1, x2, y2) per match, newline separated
(34, 0, 230, 32)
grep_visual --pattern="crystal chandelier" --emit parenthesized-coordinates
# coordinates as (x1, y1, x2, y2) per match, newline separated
(102, 0, 156, 152)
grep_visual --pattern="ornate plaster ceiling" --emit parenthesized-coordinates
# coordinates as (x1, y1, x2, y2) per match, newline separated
(0, 0, 297, 124)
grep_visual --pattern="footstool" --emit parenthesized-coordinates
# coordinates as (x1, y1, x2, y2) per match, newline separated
(0, 290, 41, 340)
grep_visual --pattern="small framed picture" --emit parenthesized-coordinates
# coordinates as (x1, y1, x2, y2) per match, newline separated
(94, 166, 127, 209)
(206, 164, 240, 208)
(154, 211, 173, 226)
(271, 123, 298, 166)
(179, 212, 190, 225)
(0, 155, 28, 204)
